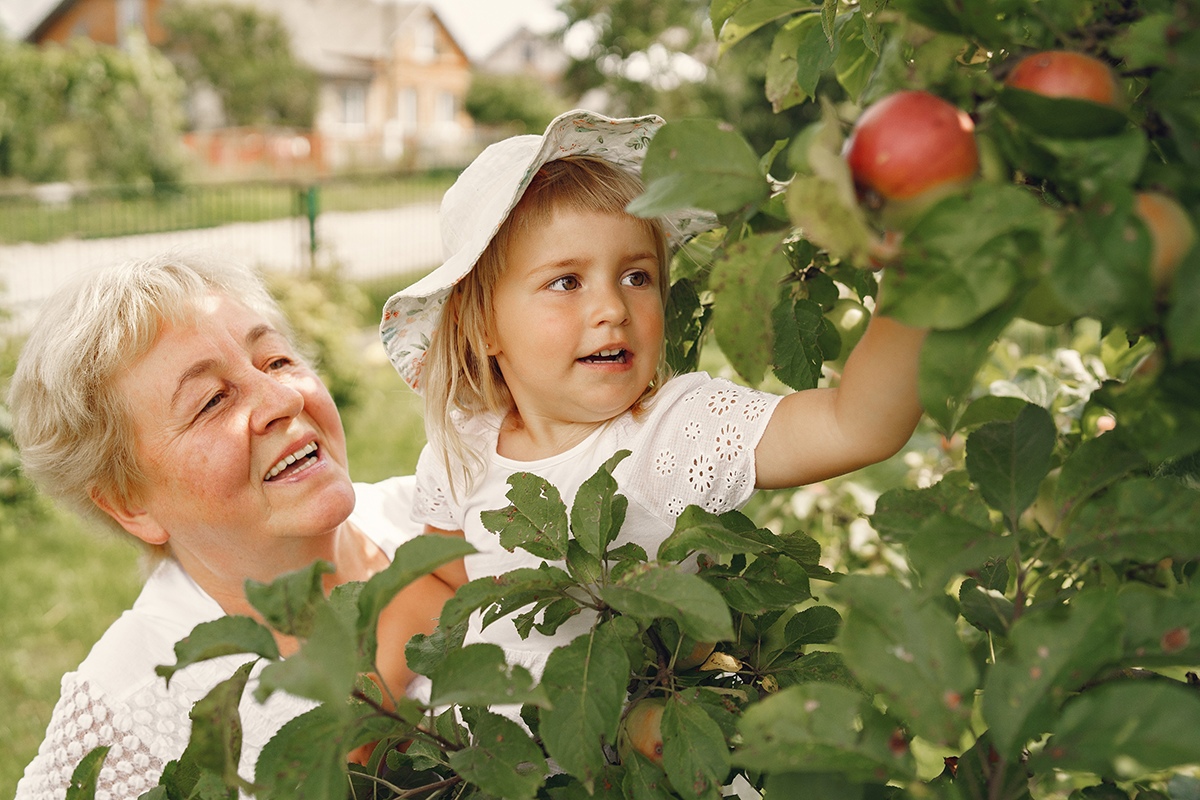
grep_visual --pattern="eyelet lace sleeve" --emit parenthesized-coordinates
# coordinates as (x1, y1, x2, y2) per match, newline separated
(15, 673, 186, 800)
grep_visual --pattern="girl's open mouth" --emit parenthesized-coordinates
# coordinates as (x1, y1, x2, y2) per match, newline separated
(579, 348, 628, 364)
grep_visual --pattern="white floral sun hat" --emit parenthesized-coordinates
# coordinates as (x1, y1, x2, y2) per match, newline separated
(379, 108, 716, 393)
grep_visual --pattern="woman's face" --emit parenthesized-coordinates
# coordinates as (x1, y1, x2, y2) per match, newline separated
(109, 292, 355, 575)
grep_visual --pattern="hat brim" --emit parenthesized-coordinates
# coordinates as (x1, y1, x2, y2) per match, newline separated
(380, 109, 716, 394)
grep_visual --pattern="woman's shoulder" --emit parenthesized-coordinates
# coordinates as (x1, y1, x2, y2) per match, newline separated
(351, 476, 424, 554)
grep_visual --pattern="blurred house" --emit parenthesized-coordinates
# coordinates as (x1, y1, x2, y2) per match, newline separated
(24, 0, 475, 173)
(477, 24, 568, 87)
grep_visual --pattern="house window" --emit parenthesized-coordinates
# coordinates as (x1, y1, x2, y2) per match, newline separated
(342, 84, 366, 126)
(413, 19, 436, 63)
(398, 88, 418, 131)
(435, 91, 455, 125)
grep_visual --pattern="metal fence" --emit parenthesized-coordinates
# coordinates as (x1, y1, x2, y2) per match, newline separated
(0, 172, 454, 333)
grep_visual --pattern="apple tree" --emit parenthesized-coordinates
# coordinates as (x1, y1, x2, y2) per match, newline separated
(74, 1, 1200, 799)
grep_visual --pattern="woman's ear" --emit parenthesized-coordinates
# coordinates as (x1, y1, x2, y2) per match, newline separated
(90, 487, 170, 546)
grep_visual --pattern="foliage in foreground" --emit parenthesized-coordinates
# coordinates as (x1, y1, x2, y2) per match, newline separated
(69, 0, 1200, 798)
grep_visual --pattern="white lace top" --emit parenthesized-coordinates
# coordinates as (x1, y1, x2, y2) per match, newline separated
(412, 372, 781, 678)
(14, 477, 424, 800)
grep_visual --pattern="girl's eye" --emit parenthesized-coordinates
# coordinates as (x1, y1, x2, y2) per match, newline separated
(548, 275, 580, 291)
(622, 270, 652, 287)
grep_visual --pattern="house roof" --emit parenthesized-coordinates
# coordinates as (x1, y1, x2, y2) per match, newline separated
(233, 0, 422, 79)
(22, 0, 469, 80)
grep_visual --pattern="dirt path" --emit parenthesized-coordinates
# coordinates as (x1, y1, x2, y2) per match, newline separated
(0, 202, 441, 332)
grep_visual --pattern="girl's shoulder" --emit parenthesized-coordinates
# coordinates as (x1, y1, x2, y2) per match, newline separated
(644, 372, 778, 420)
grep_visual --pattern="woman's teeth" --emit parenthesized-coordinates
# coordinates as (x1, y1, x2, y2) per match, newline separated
(265, 442, 318, 481)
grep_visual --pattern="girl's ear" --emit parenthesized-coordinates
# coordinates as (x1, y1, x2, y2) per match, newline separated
(90, 487, 170, 546)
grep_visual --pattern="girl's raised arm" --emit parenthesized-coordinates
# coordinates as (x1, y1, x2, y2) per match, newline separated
(753, 300, 927, 490)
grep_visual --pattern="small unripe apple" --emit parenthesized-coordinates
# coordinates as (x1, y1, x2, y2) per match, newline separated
(1134, 191, 1196, 293)
(618, 697, 666, 767)
(844, 90, 979, 229)
(1005, 51, 1121, 107)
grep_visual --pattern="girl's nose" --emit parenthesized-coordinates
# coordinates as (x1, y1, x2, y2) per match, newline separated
(592, 283, 631, 327)
(248, 371, 305, 433)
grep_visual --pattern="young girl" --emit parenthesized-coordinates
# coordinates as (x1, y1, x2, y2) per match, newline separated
(380, 109, 926, 679)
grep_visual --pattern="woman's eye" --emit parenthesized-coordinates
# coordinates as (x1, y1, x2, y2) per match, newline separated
(548, 275, 579, 291)
(199, 392, 225, 415)
(623, 270, 652, 287)
(267, 357, 293, 371)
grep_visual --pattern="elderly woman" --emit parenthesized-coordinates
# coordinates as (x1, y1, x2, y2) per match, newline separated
(10, 252, 450, 799)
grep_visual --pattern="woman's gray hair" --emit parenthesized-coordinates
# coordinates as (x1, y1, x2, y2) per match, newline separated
(8, 250, 291, 552)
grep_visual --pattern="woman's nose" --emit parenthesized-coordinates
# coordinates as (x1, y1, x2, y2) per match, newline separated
(248, 371, 305, 432)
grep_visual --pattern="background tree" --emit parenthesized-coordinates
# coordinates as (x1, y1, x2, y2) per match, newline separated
(160, 1, 317, 129)
(464, 73, 565, 135)
(0, 34, 184, 186)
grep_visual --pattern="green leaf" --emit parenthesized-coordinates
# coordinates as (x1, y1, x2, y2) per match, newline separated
(428, 642, 551, 708)
(661, 695, 730, 800)
(182, 660, 255, 792)
(155, 615, 279, 685)
(709, 554, 813, 615)
(244, 559, 333, 639)
(539, 621, 632, 792)
(255, 602, 358, 706)
(664, 277, 713, 375)
(710, 231, 790, 385)
(1053, 434, 1146, 517)
(965, 403, 1057, 526)
(65, 746, 110, 800)
(833, 10, 877, 101)
(254, 705, 355, 800)
(630, 119, 768, 216)
(715, 0, 816, 55)
(871, 471, 991, 546)
(832, 575, 978, 746)
(1049, 194, 1156, 330)
(405, 617, 467, 677)
(569, 450, 631, 558)
(1116, 584, 1200, 668)
(778, 650, 861, 690)
(959, 578, 1015, 636)
(904, 512, 1012, 593)
(735, 683, 916, 779)
(355, 534, 477, 660)
(601, 564, 735, 642)
(766, 13, 821, 111)
(449, 711, 548, 800)
(482, 472, 570, 561)
(791, 12, 836, 101)
(783, 604, 842, 646)
(1063, 477, 1200, 564)
(997, 87, 1129, 139)
(772, 296, 828, 390)
(440, 565, 573, 629)
(981, 590, 1124, 758)
(1032, 681, 1200, 777)
(657, 505, 772, 562)
(917, 301, 1020, 434)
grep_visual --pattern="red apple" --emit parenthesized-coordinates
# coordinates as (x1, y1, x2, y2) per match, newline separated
(1134, 191, 1197, 293)
(1005, 51, 1121, 107)
(844, 90, 979, 228)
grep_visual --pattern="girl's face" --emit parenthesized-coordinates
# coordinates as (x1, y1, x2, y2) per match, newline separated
(487, 207, 665, 434)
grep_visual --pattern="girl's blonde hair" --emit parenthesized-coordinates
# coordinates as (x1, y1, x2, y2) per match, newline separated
(8, 251, 292, 562)
(423, 155, 671, 494)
